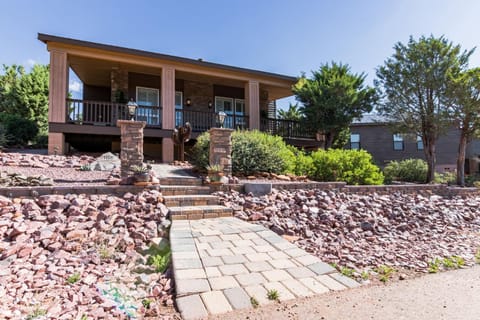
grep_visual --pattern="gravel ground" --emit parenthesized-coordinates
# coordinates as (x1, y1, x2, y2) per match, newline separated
(0, 166, 110, 186)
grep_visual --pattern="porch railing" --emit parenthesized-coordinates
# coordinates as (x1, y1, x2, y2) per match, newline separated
(65, 99, 315, 139)
(175, 109, 249, 131)
(260, 118, 316, 139)
(66, 99, 162, 127)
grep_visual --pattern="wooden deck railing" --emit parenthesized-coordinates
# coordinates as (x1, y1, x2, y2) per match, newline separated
(175, 109, 249, 131)
(260, 118, 316, 139)
(65, 99, 315, 139)
(66, 99, 162, 127)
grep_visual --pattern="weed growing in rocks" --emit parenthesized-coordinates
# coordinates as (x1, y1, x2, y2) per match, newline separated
(250, 296, 259, 308)
(25, 306, 46, 320)
(428, 258, 441, 273)
(142, 298, 152, 309)
(267, 289, 280, 301)
(66, 272, 81, 284)
(375, 265, 395, 283)
(361, 270, 370, 281)
(476, 248, 480, 264)
(340, 266, 355, 278)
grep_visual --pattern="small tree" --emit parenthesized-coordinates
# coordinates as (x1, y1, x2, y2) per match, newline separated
(293, 62, 376, 149)
(449, 68, 480, 186)
(277, 103, 302, 121)
(376, 35, 473, 182)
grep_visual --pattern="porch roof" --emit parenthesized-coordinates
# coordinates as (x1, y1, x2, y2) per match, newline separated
(38, 33, 296, 83)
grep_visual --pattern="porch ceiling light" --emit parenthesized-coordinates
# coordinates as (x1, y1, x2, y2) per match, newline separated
(217, 111, 227, 128)
(127, 99, 138, 121)
(186, 98, 192, 106)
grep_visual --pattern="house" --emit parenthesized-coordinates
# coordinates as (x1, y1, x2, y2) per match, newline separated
(39, 33, 318, 162)
(349, 114, 480, 174)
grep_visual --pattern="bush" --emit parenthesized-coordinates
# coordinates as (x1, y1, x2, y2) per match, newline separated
(231, 130, 295, 175)
(310, 149, 384, 185)
(190, 130, 296, 175)
(289, 146, 315, 176)
(384, 158, 427, 184)
(0, 114, 38, 146)
(189, 132, 210, 169)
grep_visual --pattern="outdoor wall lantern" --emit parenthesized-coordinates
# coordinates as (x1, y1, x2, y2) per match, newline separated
(217, 111, 227, 128)
(185, 98, 192, 106)
(127, 99, 138, 121)
(208, 100, 213, 108)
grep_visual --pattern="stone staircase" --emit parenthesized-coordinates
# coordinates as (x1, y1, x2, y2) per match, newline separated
(160, 177, 232, 220)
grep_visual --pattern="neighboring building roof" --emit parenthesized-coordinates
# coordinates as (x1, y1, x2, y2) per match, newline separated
(37, 33, 296, 82)
(352, 113, 388, 125)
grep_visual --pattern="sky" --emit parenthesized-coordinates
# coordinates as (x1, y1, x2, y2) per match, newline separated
(1, 0, 480, 109)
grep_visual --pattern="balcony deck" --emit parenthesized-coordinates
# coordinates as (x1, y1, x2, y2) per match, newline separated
(62, 99, 319, 146)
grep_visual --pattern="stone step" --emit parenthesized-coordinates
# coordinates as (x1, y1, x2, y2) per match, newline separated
(160, 177, 203, 186)
(160, 185, 211, 196)
(169, 205, 233, 220)
(163, 195, 219, 207)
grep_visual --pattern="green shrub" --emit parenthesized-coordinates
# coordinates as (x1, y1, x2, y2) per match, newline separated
(232, 130, 295, 175)
(191, 130, 296, 176)
(310, 149, 384, 185)
(434, 171, 456, 185)
(0, 113, 38, 146)
(289, 146, 315, 176)
(189, 132, 210, 170)
(384, 158, 427, 184)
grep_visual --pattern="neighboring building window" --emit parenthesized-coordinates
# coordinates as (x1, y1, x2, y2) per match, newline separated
(136, 87, 160, 125)
(416, 135, 424, 150)
(350, 133, 360, 150)
(393, 134, 404, 151)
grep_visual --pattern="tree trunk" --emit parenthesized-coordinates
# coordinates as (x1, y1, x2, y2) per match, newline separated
(424, 139, 436, 183)
(456, 132, 468, 186)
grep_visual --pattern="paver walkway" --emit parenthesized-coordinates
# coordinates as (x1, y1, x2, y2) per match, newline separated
(171, 217, 359, 320)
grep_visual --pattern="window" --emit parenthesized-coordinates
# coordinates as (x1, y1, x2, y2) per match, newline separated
(175, 91, 183, 127)
(350, 133, 360, 150)
(416, 135, 424, 150)
(393, 134, 404, 151)
(215, 96, 245, 128)
(136, 87, 160, 125)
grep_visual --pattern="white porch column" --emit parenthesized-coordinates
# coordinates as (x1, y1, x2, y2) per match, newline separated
(48, 49, 68, 155)
(246, 80, 260, 130)
(161, 65, 175, 163)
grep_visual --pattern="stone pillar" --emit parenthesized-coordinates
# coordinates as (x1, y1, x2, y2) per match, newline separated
(111, 67, 128, 102)
(117, 120, 146, 178)
(209, 128, 234, 176)
(162, 65, 176, 163)
(246, 80, 260, 130)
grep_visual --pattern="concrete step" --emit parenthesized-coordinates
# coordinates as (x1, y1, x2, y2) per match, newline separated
(169, 205, 233, 220)
(160, 185, 211, 196)
(160, 177, 203, 186)
(163, 194, 219, 207)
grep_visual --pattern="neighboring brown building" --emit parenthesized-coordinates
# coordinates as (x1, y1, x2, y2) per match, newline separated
(349, 115, 480, 174)
(39, 34, 319, 162)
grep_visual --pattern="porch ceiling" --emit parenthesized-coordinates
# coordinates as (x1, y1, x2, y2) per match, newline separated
(70, 56, 293, 100)
(69, 55, 162, 87)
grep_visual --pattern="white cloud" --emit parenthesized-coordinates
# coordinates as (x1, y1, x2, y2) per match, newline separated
(69, 80, 82, 93)
(26, 59, 36, 68)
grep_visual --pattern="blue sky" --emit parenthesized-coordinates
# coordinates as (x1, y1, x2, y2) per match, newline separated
(1, 0, 480, 108)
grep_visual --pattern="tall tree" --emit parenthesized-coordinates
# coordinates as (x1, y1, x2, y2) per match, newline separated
(277, 103, 302, 121)
(293, 62, 376, 149)
(376, 35, 473, 182)
(449, 68, 480, 186)
(0, 64, 49, 135)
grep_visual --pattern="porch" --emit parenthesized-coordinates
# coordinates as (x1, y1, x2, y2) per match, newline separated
(65, 98, 316, 142)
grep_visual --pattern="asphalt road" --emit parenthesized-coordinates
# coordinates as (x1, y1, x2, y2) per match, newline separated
(210, 265, 480, 320)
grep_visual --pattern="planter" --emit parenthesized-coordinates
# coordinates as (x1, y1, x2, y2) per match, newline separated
(208, 171, 224, 183)
(134, 172, 150, 182)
